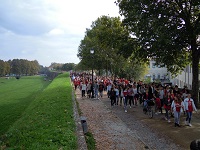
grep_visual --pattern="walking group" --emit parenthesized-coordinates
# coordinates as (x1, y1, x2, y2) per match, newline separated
(70, 72, 198, 127)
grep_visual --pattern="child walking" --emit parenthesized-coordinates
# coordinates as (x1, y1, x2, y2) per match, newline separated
(184, 94, 197, 127)
(171, 96, 184, 127)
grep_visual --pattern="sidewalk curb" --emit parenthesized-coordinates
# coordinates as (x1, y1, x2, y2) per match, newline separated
(72, 88, 88, 150)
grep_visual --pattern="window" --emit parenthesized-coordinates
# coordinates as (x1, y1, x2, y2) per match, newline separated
(152, 63, 156, 68)
(153, 74, 155, 80)
(157, 74, 160, 79)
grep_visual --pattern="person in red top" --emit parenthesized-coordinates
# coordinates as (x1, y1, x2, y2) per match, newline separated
(170, 89, 175, 99)
(184, 94, 197, 127)
(124, 80, 129, 85)
(74, 79, 79, 90)
(155, 95, 161, 115)
(171, 96, 184, 127)
(123, 87, 128, 112)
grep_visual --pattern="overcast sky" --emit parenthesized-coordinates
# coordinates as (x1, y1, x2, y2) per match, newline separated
(0, 0, 120, 67)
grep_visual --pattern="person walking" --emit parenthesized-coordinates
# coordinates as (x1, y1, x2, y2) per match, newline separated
(81, 81, 87, 98)
(110, 87, 116, 107)
(163, 92, 173, 122)
(155, 95, 161, 115)
(138, 84, 146, 105)
(123, 87, 128, 112)
(184, 94, 197, 127)
(114, 85, 119, 105)
(148, 83, 155, 100)
(128, 85, 134, 108)
(171, 96, 184, 127)
(119, 86, 124, 106)
(98, 82, 104, 98)
(107, 83, 112, 98)
(86, 81, 92, 98)
(94, 81, 99, 99)
(159, 85, 164, 114)
(132, 84, 138, 106)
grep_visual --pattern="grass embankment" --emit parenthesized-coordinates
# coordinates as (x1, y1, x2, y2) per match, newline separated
(0, 73, 77, 150)
(0, 76, 50, 135)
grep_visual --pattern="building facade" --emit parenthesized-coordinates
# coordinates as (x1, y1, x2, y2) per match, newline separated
(170, 65, 200, 90)
(145, 60, 170, 83)
(146, 60, 200, 90)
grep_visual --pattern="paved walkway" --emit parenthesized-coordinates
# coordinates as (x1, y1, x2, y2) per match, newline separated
(75, 89, 200, 150)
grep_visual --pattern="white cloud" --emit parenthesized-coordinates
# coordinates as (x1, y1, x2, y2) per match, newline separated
(0, 0, 120, 66)
(48, 28, 65, 35)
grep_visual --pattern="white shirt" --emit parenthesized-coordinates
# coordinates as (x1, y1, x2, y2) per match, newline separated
(81, 84, 87, 91)
(115, 88, 119, 96)
(159, 90, 164, 99)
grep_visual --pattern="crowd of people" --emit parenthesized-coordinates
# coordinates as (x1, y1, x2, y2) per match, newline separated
(70, 72, 198, 127)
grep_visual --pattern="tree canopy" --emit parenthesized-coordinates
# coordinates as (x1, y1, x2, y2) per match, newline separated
(116, 0, 200, 105)
(49, 62, 76, 71)
(77, 15, 148, 79)
(0, 59, 40, 76)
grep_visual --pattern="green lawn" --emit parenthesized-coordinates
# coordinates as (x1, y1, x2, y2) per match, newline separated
(0, 76, 50, 135)
(0, 73, 77, 149)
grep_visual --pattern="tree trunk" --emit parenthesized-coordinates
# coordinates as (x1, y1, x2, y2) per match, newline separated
(191, 40, 199, 108)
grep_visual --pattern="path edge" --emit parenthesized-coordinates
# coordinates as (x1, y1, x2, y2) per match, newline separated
(72, 87, 88, 150)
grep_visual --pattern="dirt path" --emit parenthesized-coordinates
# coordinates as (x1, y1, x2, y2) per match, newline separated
(76, 90, 200, 150)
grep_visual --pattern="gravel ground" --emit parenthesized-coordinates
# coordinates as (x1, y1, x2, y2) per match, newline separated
(104, 102, 183, 150)
(76, 89, 200, 150)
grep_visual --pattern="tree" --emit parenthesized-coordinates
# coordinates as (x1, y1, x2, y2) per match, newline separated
(4, 61, 10, 75)
(122, 54, 149, 80)
(61, 63, 76, 71)
(77, 15, 146, 78)
(11, 59, 21, 75)
(39, 65, 49, 75)
(0, 60, 6, 76)
(116, 0, 200, 106)
(30, 60, 40, 75)
(8, 59, 40, 76)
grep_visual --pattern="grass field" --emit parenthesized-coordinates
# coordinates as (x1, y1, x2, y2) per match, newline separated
(0, 73, 78, 149)
(0, 76, 50, 136)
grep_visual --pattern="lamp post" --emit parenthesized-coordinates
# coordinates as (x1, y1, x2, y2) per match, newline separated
(90, 49, 94, 98)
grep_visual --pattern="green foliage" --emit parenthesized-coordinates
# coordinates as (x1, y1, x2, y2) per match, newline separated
(0, 73, 78, 149)
(116, 0, 200, 73)
(2, 59, 41, 76)
(119, 54, 148, 80)
(77, 15, 147, 78)
(49, 62, 76, 71)
(77, 16, 129, 70)
(61, 63, 76, 71)
(143, 76, 151, 84)
(0, 60, 10, 76)
(39, 65, 50, 74)
(117, 0, 200, 106)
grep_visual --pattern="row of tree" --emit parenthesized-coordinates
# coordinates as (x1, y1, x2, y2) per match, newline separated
(77, 1, 199, 106)
(49, 62, 76, 71)
(0, 59, 40, 76)
(0, 59, 76, 77)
